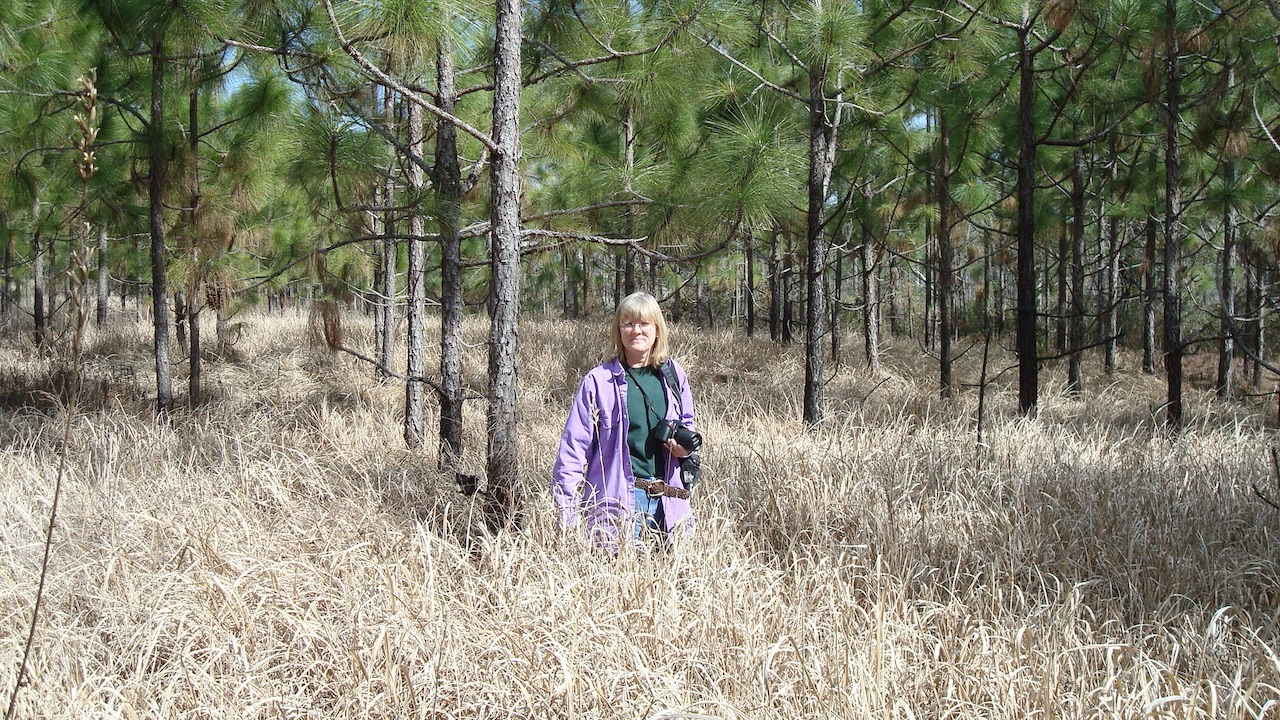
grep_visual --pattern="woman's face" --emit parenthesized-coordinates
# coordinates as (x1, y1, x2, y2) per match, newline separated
(619, 317, 657, 365)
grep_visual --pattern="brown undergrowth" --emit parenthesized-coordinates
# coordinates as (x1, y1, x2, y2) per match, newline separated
(2, 309, 1278, 719)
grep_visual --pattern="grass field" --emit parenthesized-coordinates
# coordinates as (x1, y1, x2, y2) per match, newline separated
(2, 309, 1279, 719)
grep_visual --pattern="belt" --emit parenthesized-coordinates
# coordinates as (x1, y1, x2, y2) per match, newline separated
(635, 477, 690, 500)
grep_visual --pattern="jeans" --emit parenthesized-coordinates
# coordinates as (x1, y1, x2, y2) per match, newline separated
(633, 486, 666, 540)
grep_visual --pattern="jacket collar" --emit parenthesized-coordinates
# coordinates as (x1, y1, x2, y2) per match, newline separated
(609, 356, 668, 377)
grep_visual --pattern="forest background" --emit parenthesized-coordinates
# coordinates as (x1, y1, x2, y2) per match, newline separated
(3, 0, 1280, 717)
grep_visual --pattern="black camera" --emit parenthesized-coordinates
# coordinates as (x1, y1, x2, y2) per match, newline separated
(651, 420, 703, 452)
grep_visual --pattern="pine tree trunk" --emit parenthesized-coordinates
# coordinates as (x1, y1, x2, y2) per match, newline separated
(769, 228, 781, 341)
(580, 247, 590, 314)
(981, 230, 991, 334)
(1056, 224, 1068, 355)
(375, 75, 398, 382)
(1143, 215, 1157, 374)
(371, 185, 389, 379)
(32, 206, 45, 348)
(1015, 28, 1039, 414)
(937, 109, 954, 398)
(436, 38, 465, 467)
(377, 180, 396, 378)
(215, 284, 229, 354)
(1103, 138, 1120, 375)
(96, 226, 108, 325)
(782, 261, 794, 344)
(1162, 0, 1184, 426)
(745, 231, 756, 337)
(189, 293, 201, 406)
(186, 82, 202, 408)
(1067, 149, 1085, 395)
(862, 224, 881, 374)
(1103, 217, 1119, 375)
(149, 37, 173, 414)
(565, 250, 575, 317)
(1216, 160, 1236, 400)
(1254, 268, 1267, 389)
(404, 97, 427, 449)
(2, 214, 12, 322)
(174, 290, 187, 350)
(830, 244, 843, 365)
(803, 54, 831, 427)
(486, 0, 523, 528)
(923, 218, 934, 352)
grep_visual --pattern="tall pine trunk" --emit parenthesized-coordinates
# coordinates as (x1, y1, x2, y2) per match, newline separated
(1162, 0, 1184, 426)
(745, 231, 756, 337)
(436, 37, 465, 468)
(1067, 149, 1085, 395)
(403, 98, 427, 448)
(1102, 138, 1120, 375)
(96, 226, 108, 325)
(187, 82, 203, 408)
(937, 109, 954, 398)
(861, 223, 881, 375)
(32, 198, 45, 348)
(1015, 28, 1039, 414)
(149, 37, 173, 414)
(1216, 157, 1236, 400)
(375, 80, 396, 381)
(803, 52, 832, 427)
(486, 0, 523, 528)
(1142, 215, 1157, 374)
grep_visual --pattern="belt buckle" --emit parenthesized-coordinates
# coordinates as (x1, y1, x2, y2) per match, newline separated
(645, 480, 667, 498)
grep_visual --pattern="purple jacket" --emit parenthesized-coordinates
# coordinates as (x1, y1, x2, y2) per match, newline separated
(552, 357, 695, 543)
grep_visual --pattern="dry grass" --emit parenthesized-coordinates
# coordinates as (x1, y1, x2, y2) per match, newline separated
(2, 309, 1279, 719)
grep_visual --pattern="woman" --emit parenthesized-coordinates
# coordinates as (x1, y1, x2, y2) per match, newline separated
(552, 292, 697, 546)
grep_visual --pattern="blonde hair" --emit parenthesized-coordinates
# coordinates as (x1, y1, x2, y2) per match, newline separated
(611, 291, 670, 367)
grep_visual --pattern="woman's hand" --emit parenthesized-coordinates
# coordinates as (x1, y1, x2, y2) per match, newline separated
(665, 438, 692, 459)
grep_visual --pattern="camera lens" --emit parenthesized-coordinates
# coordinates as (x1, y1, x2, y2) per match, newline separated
(673, 425, 702, 451)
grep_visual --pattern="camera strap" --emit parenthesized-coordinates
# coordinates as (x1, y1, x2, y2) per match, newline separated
(623, 366, 665, 429)
(660, 360, 703, 491)
(658, 361, 684, 418)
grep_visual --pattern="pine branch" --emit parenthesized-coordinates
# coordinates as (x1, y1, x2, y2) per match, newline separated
(320, 0, 498, 154)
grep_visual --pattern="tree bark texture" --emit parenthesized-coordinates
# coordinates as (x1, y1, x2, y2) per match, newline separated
(436, 38, 465, 468)
(486, 0, 523, 528)
(861, 223, 881, 375)
(1163, 0, 1184, 426)
(403, 98, 427, 449)
(1015, 29, 1039, 415)
(937, 109, 954, 398)
(1067, 149, 1085, 395)
(1217, 158, 1236, 400)
(150, 37, 173, 414)
(1143, 214, 1157, 374)
(32, 197, 45, 348)
(96, 226, 108, 325)
(803, 55, 831, 427)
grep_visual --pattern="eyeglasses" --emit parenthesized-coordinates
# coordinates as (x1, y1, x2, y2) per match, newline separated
(619, 322, 654, 332)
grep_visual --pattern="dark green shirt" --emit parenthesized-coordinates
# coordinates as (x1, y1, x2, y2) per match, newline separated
(623, 365, 668, 479)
